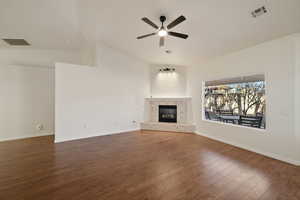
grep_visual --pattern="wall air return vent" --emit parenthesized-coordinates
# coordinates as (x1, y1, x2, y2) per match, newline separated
(251, 6, 267, 18)
(2, 39, 30, 46)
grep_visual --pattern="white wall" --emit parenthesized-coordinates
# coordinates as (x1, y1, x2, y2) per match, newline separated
(295, 34, 300, 161)
(0, 48, 81, 141)
(150, 65, 187, 97)
(0, 48, 82, 67)
(55, 44, 150, 142)
(0, 65, 54, 141)
(187, 34, 300, 164)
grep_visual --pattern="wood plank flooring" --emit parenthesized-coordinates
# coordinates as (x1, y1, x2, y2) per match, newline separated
(0, 130, 299, 200)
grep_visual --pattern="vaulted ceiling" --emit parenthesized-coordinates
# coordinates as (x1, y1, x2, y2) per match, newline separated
(1, 0, 300, 66)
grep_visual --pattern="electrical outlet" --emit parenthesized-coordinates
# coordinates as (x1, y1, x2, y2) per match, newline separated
(36, 124, 44, 131)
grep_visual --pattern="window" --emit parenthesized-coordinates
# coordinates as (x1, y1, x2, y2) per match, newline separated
(203, 75, 266, 129)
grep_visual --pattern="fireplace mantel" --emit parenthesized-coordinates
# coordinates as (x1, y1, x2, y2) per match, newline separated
(145, 97, 192, 101)
(141, 97, 195, 133)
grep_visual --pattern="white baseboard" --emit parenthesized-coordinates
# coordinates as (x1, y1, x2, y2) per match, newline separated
(0, 132, 54, 142)
(54, 129, 140, 143)
(195, 131, 300, 166)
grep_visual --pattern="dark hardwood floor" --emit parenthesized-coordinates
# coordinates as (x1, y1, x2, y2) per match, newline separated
(0, 130, 299, 200)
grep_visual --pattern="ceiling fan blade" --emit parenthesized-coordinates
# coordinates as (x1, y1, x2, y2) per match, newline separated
(167, 15, 186, 29)
(159, 37, 165, 47)
(142, 17, 159, 29)
(137, 33, 156, 39)
(168, 31, 189, 39)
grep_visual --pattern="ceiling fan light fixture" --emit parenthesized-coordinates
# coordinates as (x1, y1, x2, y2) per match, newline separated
(158, 29, 168, 37)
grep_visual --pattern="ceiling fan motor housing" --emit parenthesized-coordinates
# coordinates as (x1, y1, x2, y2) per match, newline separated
(160, 16, 166, 23)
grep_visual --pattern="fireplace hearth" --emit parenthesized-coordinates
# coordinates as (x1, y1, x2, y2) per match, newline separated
(159, 105, 177, 123)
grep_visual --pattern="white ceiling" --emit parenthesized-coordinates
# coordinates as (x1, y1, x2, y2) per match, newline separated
(1, 0, 300, 66)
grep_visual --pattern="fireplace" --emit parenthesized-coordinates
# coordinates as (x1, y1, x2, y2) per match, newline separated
(141, 98, 195, 132)
(159, 105, 177, 123)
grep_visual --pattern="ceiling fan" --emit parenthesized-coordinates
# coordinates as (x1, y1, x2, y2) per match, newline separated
(137, 15, 188, 47)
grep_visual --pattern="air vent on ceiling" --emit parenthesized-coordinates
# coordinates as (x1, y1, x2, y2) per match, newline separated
(2, 39, 30, 46)
(251, 6, 267, 18)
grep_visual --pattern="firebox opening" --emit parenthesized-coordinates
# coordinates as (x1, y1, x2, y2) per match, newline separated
(159, 105, 177, 123)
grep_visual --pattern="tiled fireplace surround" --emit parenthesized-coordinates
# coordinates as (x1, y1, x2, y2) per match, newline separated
(141, 97, 196, 133)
